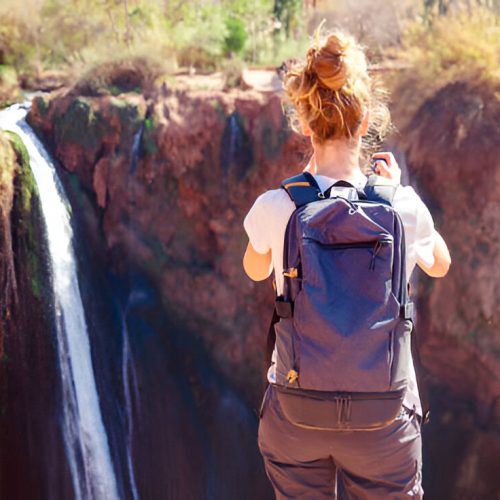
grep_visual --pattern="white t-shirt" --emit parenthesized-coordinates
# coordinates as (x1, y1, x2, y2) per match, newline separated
(243, 169, 436, 415)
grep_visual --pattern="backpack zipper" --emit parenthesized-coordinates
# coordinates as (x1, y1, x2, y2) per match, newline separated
(305, 237, 393, 271)
(286, 202, 407, 307)
(306, 239, 392, 249)
(349, 200, 407, 304)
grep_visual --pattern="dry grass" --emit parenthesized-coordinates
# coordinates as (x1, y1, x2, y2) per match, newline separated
(386, 8, 500, 128)
(72, 56, 166, 97)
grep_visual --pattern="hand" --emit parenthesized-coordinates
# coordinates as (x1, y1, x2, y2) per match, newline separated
(371, 152, 401, 184)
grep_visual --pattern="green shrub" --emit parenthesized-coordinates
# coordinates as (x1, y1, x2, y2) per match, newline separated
(223, 17, 248, 55)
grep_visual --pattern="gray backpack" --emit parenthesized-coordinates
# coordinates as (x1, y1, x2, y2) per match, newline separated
(269, 171, 429, 431)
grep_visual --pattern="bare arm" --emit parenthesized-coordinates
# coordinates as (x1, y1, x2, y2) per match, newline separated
(417, 229, 451, 278)
(372, 152, 451, 279)
(243, 241, 273, 281)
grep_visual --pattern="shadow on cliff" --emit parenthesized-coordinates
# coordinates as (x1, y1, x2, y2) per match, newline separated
(61, 165, 273, 499)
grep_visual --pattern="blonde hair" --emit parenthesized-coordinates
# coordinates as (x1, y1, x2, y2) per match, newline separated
(282, 22, 391, 154)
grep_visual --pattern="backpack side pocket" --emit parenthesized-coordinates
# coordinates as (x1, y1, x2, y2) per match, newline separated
(390, 319, 413, 390)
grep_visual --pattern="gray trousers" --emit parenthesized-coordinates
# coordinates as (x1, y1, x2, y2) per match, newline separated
(258, 385, 423, 499)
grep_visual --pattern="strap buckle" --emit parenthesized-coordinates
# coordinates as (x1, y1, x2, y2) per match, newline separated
(400, 302, 415, 320)
(283, 267, 298, 278)
(275, 297, 293, 318)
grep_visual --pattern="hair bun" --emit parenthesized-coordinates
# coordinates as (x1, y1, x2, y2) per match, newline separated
(307, 35, 347, 92)
(282, 25, 388, 147)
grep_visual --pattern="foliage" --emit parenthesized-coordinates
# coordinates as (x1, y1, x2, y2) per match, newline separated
(256, 30, 310, 67)
(223, 17, 248, 55)
(421, 0, 500, 24)
(389, 6, 500, 127)
(274, 0, 302, 37)
(401, 8, 499, 86)
(0, 66, 18, 88)
(0, 0, 273, 76)
(168, 1, 229, 69)
(0, 65, 21, 108)
(6, 131, 36, 216)
(2, 0, 497, 86)
(221, 57, 246, 89)
(3, 131, 42, 300)
(73, 57, 163, 96)
(0, 0, 316, 79)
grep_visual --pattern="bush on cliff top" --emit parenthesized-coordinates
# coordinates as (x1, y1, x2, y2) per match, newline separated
(73, 57, 163, 97)
(388, 8, 500, 123)
(404, 8, 499, 83)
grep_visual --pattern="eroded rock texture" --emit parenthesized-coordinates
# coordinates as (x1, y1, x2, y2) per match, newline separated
(397, 78, 500, 498)
(28, 86, 309, 498)
(29, 87, 309, 405)
(26, 78, 500, 498)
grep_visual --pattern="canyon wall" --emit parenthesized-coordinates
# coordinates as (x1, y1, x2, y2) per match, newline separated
(394, 77, 500, 498)
(0, 130, 73, 498)
(13, 74, 500, 498)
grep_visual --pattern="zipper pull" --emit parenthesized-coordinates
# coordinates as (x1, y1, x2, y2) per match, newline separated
(369, 240, 386, 271)
(286, 369, 299, 385)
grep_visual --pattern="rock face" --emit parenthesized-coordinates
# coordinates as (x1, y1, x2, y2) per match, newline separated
(28, 86, 309, 498)
(25, 77, 500, 497)
(28, 86, 309, 406)
(0, 131, 72, 499)
(396, 78, 500, 498)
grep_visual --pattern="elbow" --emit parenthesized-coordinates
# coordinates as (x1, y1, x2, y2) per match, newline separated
(243, 260, 264, 281)
(429, 255, 452, 278)
(429, 231, 451, 278)
(245, 271, 270, 282)
(438, 256, 452, 277)
(242, 253, 272, 282)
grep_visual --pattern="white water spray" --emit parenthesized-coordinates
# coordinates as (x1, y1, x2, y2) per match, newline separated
(0, 104, 120, 500)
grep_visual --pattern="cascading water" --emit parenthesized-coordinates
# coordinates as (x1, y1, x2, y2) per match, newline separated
(129, 123, 144, 174)
(121, 291, 142, 500)
(0, 103, 120, 500)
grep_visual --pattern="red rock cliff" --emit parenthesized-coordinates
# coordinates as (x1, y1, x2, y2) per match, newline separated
(27, 77, 500, 496)
(29, 86, 309, 405)
(393, 77, 500, 498)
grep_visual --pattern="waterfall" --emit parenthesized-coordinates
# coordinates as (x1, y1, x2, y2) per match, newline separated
(129, 123, 144, 174)
(0, 104, 120, 500)
(121, 291, 143, 500)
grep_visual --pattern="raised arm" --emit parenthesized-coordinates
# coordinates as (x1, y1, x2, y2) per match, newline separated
(372, 152, 451, 279)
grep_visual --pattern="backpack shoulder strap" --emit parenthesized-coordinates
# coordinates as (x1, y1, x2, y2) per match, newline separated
(365, 174, 431, 424)
(363, 174, 399, 206)
(281, 171, 323, 207)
